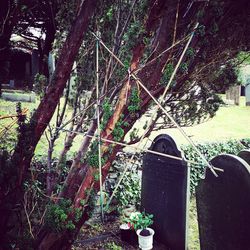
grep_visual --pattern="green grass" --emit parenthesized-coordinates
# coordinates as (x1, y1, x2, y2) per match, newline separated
(188, 197, 200, 250)
(0, 97, 83, 160)
(151, 96, 250, 145)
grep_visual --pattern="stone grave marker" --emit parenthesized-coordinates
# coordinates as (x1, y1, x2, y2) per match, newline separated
(141, 134, 189, 250)
(238, 149, 250, 165)
(245, 75, 250, 106)
(225, 85, 240, 105)
(196, 154, 250, 250)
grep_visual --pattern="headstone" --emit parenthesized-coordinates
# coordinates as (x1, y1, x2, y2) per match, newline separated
(245, 75, 250, 106)
(48, 52, 55, 80)
(238, 150, 250, 165)
(9, 80, 14, 88)
(196, 154, 250, 250)
(225, 85, 240, 105)
(141, 134, 189, 250)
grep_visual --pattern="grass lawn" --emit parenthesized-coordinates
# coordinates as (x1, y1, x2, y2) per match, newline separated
(142, 96, 250, 147)
(0, 97, 83, 160)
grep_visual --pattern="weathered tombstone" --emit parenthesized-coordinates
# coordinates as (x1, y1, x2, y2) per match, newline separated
(196, 154, 250, 250)
(48, 53, 55, 75)
(225, 85, 240, 105)
(245, 75, 250, 106)
(9, 79, 14, 88)
(141, 134, 189, 250)
(238, 149, 250, 165)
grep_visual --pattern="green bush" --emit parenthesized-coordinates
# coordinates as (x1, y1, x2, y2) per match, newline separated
(181, 138, 250, 194)
(113, 170, 141, 211)
(45, 199, 82, 232)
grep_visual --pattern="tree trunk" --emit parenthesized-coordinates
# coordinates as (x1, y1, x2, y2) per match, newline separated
(1, 0, 97, 245)
(12, 0, 97, 189)
(36, 1, 172, 248)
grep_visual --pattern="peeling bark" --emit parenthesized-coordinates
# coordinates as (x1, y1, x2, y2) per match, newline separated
(12, 0, 97, 188)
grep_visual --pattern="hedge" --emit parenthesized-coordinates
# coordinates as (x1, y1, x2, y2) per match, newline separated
(181, 138, 250, 194)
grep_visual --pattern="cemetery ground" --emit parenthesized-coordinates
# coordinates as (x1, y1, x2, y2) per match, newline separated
(0, 96, 249, 250)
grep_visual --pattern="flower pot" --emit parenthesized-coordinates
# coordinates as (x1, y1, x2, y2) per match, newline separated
(120, 224, 131, 242)
(136, 228, 155, 250)
(120, 224, 137, 245)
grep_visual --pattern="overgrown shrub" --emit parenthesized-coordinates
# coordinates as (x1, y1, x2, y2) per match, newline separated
(113, 170, 141, 211)
(181, 138, 250, 194)
(45, 199, 82, 232)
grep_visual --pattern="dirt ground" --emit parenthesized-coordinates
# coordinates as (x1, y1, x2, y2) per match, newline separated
(72, 219, 167, 250)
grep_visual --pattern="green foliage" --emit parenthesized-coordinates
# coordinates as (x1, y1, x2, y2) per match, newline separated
(181, 138, 250, 194)
(237, 51, 250, 65)
(112, 116, 127, 142)
(0, 150, 17, 195)
(93, 171, 100, 181)
(45, 199, 82, 232)
(128, 88, 141, 113)
(74, 207, 83, 223)
(106, 7, 114, 22)
(180, 62, 189, 74)
(125, 211, 153, 230)
(105, 241, 122, 250)
(209, 62, 241, 92)
(186, 47, 195, 59)
(86, 140, 105, 168)
(80, 199, 86, 206)
(34, 74, 48, 98)
(114, 170, 141, 210)
(87, 152, 99, 168)
(101, 99, 113, 130)
(161, 63, 174, 85)
(124, 21, 145, 50)
(53, 0, 78, 53)
(167, 89, 223, 127)
(196, 24, 206, 37)
(112, 123, 125, 142)
(129, 128, 139, 142)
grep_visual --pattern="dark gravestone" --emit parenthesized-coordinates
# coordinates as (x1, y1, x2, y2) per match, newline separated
(238, 150, 250, 165)
(196, 154, 250, 250)
(141, 134, 189, 250)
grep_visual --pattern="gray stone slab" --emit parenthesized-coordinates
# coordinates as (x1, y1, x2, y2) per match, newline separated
(238, 150, 250, 165)
(245, 77, 250, 106)
(196, 154, 250, 250)
(225, 85, 240, 105)
(1, 91, 36, 103)
(141, 134, 189, 250)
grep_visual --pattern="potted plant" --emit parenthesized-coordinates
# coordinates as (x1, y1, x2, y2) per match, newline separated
(124, 211, 154, 250)
(120, 209, 138, 245)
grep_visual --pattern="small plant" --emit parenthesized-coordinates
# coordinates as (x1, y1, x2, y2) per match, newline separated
(105, 241, 122, 250)
(45, 199, 82, 232)
(124, 211, 153, 231)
